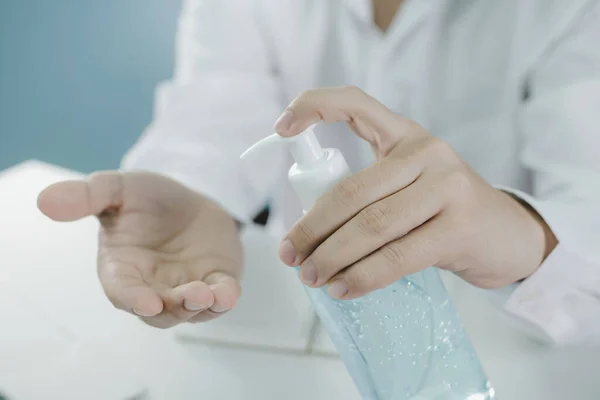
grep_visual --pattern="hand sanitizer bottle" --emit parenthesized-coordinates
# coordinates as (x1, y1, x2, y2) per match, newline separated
(241, 126, 496, 400)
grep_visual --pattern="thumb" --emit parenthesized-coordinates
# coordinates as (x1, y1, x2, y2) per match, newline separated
(37, 171, 124, 222)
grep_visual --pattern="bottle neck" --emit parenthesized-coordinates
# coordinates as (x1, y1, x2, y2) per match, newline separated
(288, 134, 325, 165)
(288, 148, 352, 211)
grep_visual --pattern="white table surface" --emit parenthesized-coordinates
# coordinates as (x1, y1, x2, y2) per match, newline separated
(0, 160, 599, 400)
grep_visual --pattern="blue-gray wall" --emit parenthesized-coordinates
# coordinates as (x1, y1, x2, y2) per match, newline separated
(0, 1, 182, 172)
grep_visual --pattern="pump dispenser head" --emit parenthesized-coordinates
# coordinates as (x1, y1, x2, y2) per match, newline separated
(241, 125, 325, 166)
(241, 124, 351, 211)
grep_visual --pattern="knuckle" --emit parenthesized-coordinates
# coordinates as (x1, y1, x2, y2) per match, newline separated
(297, 89, 316, 102)
(87, 171, 124, 215)
(88, 170, 121, 189)
(333, 177, 366, 206)
(295, 219, 318, 245)
(379, 243, 407, 268)
(356, 205, 391, 236)
(404, 119, 426, 135)
(426, 137, 452, 154)
(424, 137, 457, 162)
(343, 85, 366, 97)
(444, 170, 473, 200)
(347, 267, 379, 292)
(411, 120, 427, 133)
(87, 170, 109, 182)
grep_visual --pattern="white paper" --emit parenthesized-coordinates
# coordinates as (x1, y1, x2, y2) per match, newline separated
(0, 284, 74, 375)
(1, 342, 145, 400)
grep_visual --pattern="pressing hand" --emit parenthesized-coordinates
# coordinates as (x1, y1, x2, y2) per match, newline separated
(276, 87, 557, 299)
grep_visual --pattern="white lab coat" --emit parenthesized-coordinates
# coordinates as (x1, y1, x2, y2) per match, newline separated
(122, 0, 600, 345)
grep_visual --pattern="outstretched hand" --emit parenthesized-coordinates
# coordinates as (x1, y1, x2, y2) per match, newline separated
(38, 171, 243, 328)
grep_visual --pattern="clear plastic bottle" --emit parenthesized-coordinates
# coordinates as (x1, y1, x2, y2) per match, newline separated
(305, 271, 495, 399)
(241, 126, 496, 400)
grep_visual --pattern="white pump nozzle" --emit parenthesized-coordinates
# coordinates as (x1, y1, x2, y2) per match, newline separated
(240, 125, 325, 166)
(240, 124, 351, 211)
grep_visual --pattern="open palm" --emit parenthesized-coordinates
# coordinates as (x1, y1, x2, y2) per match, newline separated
(38, 171, 242, 328)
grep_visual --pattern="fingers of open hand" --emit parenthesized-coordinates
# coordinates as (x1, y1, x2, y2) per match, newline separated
(120, 280, 216, 329)
(99, 258, 210, 326)
(99, 262, 164, 317)
(203, 271, 241, 313)
(99, 258, 243, 328)
(186, 272, 241, 323)
(143, 274, 241, 327)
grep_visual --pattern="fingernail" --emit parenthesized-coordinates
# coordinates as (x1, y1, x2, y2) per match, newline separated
(279, 239, 297, 265)
(133, 308, 157, 317)
(210, 304, 231, 313)
(329, 280, 349, 298)
(183, 299, 209, 312)
(274, 109, 294, 132)
(300, 259, 318, 285)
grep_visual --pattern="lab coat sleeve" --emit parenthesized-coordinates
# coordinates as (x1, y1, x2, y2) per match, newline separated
(494, 3, 600, 346)
(120, 0, 286, 223)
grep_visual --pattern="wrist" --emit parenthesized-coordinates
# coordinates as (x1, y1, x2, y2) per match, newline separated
(502, 190, 558, 264)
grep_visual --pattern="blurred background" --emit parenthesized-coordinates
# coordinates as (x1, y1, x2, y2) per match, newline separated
(0, 0, 182, 172)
